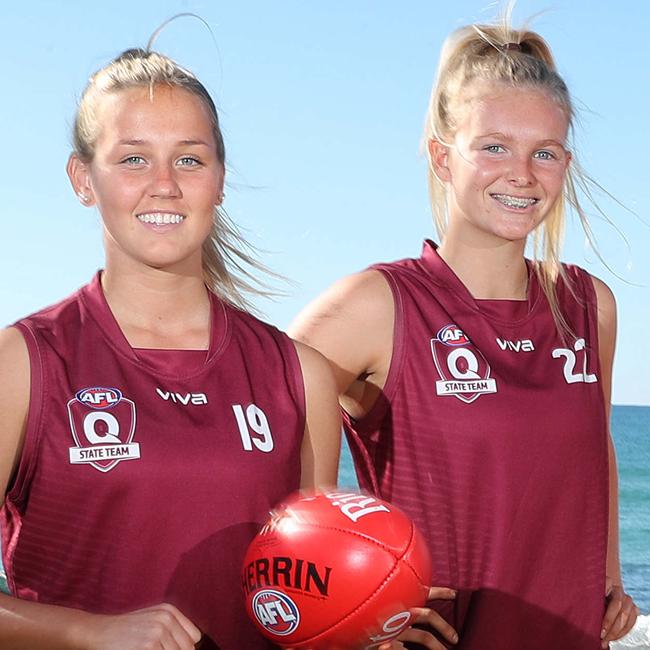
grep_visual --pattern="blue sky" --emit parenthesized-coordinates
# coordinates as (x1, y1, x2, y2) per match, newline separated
(1, 1, 648, 405)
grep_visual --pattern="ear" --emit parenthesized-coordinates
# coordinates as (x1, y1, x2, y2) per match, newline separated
(215, 167, 226, 207)
(427, 138, 452, 183)
(563, 149, 573, 173)
(67, 154, 96, 207)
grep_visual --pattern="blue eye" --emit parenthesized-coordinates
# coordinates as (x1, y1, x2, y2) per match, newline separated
(178, 157, 201, 167)
(485, 144, 506, 153)
(534, 150, 556, 160)
(122, 155, 146, 165)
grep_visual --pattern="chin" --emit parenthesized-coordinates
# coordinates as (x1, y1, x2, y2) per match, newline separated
(495, 218, 541, 240)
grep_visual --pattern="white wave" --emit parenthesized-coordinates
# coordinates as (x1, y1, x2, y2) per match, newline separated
(612, 615, 650, 649)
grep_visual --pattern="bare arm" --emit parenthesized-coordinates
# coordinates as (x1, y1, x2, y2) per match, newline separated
(0, 328, 200, 650)
(591, 278, 638, 645)
(289, 270, 394, 419)
(591, 278, 620, 581)
(0, 327, 99, 649)
(294, 342, 341, 489)
(0, 328, 30, 507)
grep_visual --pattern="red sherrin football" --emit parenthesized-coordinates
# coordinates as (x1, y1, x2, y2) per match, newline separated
(242, 490, 432, 649)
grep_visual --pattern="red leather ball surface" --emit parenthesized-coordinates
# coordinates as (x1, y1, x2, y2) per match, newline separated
(242, 490, 432, 649)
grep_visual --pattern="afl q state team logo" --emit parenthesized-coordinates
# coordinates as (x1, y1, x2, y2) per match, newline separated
(67, 387, 140, 473)
(251, 589, 300, 637)
(431, 324, 497, 404)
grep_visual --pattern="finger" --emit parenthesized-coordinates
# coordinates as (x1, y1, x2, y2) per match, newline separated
(158, 603, 202, 645)
(410, 607, 458, 644)
(601, 587, 623, 641)
(620, 598, 639, 637)
(604, 595, 638, 643)
(604, 610, 629, 644)
(161, 634, 184, 650)
(152, 619, 191, 650)
(427, 586, 457, 601)
(396, 626, 448, 650)
(614, 597, 636, 639)
(166, 626, 199, 650)
(142, 604, 198, 650)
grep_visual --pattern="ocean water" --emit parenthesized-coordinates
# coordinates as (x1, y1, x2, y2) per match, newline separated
(338, 404, 649, 613)
(615, 406, 650, 614)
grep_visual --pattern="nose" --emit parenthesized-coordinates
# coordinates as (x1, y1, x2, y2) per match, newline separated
(508, 155, 534, 187)
(148, 164, 182, 199)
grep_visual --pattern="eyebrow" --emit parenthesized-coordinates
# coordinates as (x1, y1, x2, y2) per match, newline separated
(117, 139, 212, 147)
(476, 132, 509, 140)
(473, 133, 566, 147)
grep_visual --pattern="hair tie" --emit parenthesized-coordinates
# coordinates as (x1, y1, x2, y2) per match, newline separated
(502, 42, 522, 52)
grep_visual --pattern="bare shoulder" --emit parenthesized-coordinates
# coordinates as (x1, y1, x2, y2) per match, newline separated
(0, 327, 31, 496)
(289, 269, 393, 345)
(331, 268, 393, 303)
(288, 270, 394, 394)
(291, 337, 342, 413)
(292, 339, 338, 386)
(590, 275, 617, 315)
(0, 326, 30, 390)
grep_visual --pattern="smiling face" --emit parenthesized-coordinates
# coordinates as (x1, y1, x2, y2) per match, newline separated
(429, 83, 571, 245)
(68, 84, 224, 275)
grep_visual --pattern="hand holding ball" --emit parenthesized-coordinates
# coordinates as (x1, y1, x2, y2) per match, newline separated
(242, 491, 432, 649)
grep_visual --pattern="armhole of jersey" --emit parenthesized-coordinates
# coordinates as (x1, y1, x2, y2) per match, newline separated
(347, 266, 407, 432)
(572, 265, 610, 509)
(587, 272, 600, 364)
(6, 323, 46, 506)
(573, 266, 603, 379)
(575, 268, 611, 565)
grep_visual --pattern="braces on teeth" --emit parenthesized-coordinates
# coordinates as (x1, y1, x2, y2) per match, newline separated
(492, 195, 537, 209)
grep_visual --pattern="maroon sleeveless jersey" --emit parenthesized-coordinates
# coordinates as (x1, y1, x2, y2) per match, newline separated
(2, 273, 304, 650)
(343, 242, 608, 649)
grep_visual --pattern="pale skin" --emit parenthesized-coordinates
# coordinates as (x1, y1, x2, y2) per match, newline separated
(0, 85, 341, 649)
(290, 84, 638, 648)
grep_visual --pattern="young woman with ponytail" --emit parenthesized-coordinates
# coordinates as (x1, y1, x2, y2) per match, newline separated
(291, 19, 638, 650)
(0, 46, 341, 649)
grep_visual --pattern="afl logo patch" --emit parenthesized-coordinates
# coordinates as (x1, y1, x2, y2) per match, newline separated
(75, 387, 122, 409)
(68, 387, 140, 473)
(252, 590, 300, 636)
(431, 324, 497, 403)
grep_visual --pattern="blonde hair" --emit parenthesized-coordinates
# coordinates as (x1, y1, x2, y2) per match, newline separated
(424, 18, 595, 334)
(72, 48, 274, 312)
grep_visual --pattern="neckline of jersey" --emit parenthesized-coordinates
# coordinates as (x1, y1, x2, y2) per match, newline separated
(419, 239, 542, 327)
(78, 271, 230, 379)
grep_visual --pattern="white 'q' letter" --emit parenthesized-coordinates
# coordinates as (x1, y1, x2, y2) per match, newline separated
(83, 412, 121, 445)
